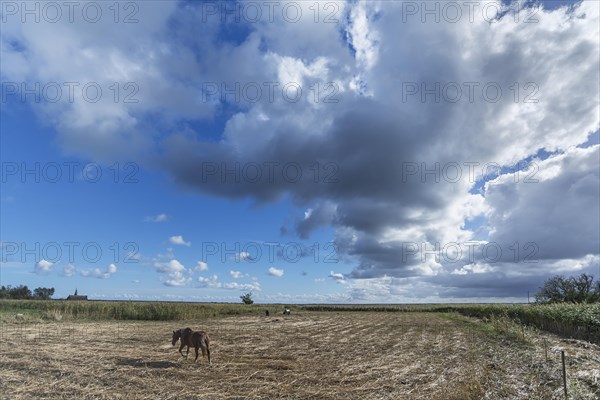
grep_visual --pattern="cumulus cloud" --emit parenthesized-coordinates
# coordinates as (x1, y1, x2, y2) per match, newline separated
(35, 259, 53, 274)
(154, 259, 191, 286)
(169, 235, 191, 247)
(329, 271, 346, 284)
(196, 261, 209, 272)
(268, 267, 284, 277)
(157, 3, 598, 290)
(107, 263, 117, 274)
(198, 274, 220, 288)
(79, 263, 118, 279)
(163, 271, 191, 287)
(3, 1, 599, 299)
(155, 259, 186, 274)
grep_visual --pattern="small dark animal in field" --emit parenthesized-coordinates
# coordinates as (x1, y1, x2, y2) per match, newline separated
(172, 327, 211, 364)
(283, 308, 291, 315)
(265, 310, 270, 317)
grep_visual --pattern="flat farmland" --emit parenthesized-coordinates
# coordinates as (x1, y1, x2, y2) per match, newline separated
(1, 312, 599, 399)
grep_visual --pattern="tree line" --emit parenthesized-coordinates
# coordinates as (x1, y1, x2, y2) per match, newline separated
(534, 273, 599, 304)
(0, 285, 55, 300)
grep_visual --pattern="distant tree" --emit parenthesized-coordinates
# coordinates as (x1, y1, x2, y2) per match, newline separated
(33, 287, 55, 300)
(240, 292, 254, 305)
(2, 285, 33, 300)
(0, 285, 9, 299)
(535, 274, 599, 304)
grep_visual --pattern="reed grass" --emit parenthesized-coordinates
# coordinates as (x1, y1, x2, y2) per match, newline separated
(2, 300, 598, 343)
(0, 299, 274, 321)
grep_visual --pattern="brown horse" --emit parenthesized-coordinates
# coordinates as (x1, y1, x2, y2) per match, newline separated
(172, 327, 211, 364)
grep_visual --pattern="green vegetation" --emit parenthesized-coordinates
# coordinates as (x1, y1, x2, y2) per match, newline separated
(450, 303, 600, 343)
(0, 285, 55, 300)
(534, 273, 599, 304)
(0, 299, 272, 321)
(240, 292, 254, 305)
(33, 287, 55, 300)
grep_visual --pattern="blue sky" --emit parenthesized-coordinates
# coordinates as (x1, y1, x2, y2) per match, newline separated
(1, 0, 598, 303)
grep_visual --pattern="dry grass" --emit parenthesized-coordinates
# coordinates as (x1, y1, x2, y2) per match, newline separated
(1, 312, 598, 399)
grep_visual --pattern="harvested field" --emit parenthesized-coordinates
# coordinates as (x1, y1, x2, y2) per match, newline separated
(1, 312, 599, 399)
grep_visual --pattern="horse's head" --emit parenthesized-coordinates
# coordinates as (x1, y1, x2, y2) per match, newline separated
(172, 330, 181, 346)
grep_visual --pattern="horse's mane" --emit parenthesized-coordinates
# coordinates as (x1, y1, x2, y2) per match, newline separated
(178, 327, 193, 342)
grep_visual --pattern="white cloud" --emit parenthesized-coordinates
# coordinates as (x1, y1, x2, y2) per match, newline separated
(451, 263, 494, 276)
(78, 263, 118, 279)
(80, 268, 104, 278)
(304, 208, 313, 220)
(268, 267, 284, 277)
(34, 259, 53, 274)
(222, 281, 262, 292)
(329, 271, 346, 284)
(198, 274, 261, 292)
(230, 270, 243, 279)
(154, 259, 191, 286)
(145, 213, 169, 222)
(345, 0, 380, 70)
(169, 235, 191, 247)
(164, 271, 191, 287)
(198, 274, 220, 288)
(62, 263, 76, 277)
(196, 261, 208, 272)
(155, 259, 186, 273)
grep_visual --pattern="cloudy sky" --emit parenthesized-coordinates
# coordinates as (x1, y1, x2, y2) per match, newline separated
(1, 0, 598, 303)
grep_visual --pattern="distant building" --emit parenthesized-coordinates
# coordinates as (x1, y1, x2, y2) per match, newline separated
(66, 289, 88, 301)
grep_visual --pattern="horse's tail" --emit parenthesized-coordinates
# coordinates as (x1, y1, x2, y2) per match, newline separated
(203, 333, 211, 364)
(201, 333, 210, 354)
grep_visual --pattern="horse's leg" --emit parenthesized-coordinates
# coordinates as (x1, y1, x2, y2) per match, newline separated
(201, 345, 211, 365)
(185, 345, 190, 359)
(194, 345, 199, 363)
(178, 342, 185, 357)
(204, 337, 211, 365)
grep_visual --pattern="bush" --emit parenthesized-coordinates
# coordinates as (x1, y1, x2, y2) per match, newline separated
(535, 274, 599, 304)
(240, 292, 254, 305)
